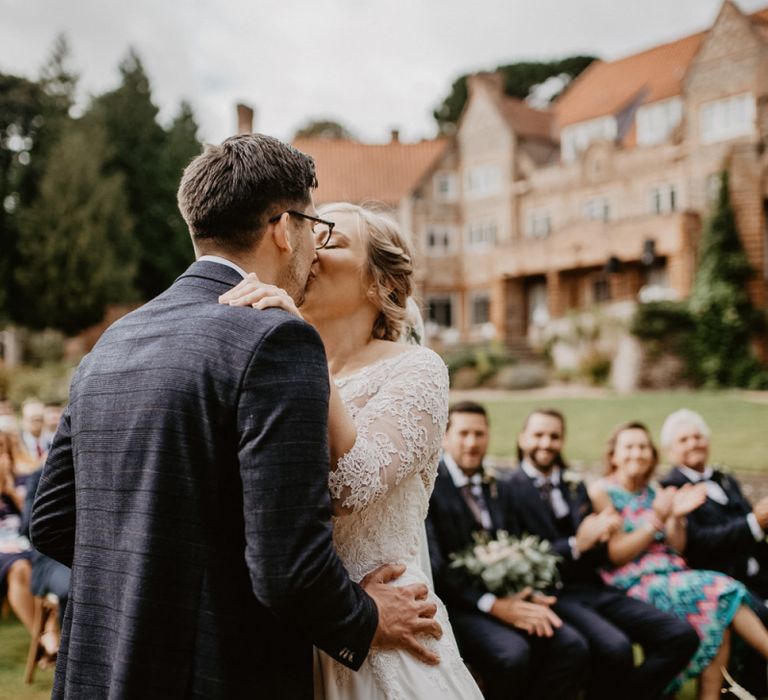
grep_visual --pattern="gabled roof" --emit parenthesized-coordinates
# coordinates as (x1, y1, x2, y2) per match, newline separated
(498, 96, 556, 142)
(556, 4, 768, 128)
(555, 32, 705, 128)
(292, 137, 450, 206)
(465, 73, 556, 142)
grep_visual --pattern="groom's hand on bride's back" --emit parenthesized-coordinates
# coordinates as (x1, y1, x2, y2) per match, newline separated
(361, 563, 442, 666)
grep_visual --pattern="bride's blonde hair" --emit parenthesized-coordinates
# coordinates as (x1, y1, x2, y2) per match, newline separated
(319, 203, 414, 342)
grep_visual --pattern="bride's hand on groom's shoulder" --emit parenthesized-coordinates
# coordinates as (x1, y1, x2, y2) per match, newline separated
(361, 564, 442, 666)
(218, 273, 302, 318)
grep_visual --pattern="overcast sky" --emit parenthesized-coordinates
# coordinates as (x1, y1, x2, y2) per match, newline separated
(2, 0, 765, 145)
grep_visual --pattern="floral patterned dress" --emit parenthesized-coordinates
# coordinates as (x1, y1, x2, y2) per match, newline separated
(599, 480, 746, 692)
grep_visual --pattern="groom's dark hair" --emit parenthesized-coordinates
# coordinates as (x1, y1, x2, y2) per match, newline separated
(177, 133, 318, 253)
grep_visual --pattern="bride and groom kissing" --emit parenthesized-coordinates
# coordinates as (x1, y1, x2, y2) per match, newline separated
(29, 133, 484, 698)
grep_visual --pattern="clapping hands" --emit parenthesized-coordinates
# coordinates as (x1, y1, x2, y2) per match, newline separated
(671, 483, 707, 518)
(574, 506, 622, 553)
(653, 484, 706, 521)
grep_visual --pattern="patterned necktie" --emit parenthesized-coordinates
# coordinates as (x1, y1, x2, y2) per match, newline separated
(461, 483, 492, 531)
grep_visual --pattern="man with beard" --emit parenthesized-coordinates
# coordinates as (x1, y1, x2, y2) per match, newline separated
(660, 408, 768, 697)
(426, 401, 588, 700)
(30, 134, 440, 699)
(506, 408, 698, 700)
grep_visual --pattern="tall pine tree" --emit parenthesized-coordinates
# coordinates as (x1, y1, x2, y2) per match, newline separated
(688, 172, 766, 387)
(161, 100, 201, 277)
(14, 120, 137, 334)
(93, 49, 197, 300)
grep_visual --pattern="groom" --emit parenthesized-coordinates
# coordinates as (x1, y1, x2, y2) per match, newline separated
(30, 134, 441, 699)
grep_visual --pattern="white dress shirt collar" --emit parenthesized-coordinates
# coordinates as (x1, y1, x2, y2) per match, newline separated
(678, 465, 714, 482)
(197, 255, 248, 279)
(679, 465, 728, 505)
(442, 452, 483, 489)
(520, 459, 561, 486)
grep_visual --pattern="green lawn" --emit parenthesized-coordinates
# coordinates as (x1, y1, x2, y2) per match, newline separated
(0, 613, 703, 699)
(0, 389, 759, 698)
(0, 616, 53, 700)
(476, 390, 768, 472)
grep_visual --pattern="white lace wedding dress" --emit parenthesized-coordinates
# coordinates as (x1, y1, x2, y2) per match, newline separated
(313, 346, 482, 700)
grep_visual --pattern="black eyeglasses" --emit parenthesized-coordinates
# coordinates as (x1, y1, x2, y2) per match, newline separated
(268, 210, 335, 249)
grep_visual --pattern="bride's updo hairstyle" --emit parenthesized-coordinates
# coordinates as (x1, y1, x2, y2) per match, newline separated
(319, 203, 414, 342)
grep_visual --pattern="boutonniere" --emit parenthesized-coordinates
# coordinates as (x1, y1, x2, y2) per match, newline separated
(561, 470, 583, 495)
(712, 463, 733, 478)
(482, 470, 498, 499)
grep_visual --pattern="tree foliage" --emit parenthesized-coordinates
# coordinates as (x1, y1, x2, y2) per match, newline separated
(687, 172, 767, 387)
(433, 56, 597, 133)
(632, 172, 768, 388)
(293, 118, 355, 140)
(0, 40, 203, 334)
(91, 49, 199, 300)
(15, 120, 137, 334)
(0, 35, 78, 324)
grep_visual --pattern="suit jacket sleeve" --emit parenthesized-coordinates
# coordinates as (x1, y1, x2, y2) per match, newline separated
(238, 317, 377, 670)
(550, 484, 610, 572)
(20, 468, 42, 540)
(29, 404, 76, 567)
(685, 476, 756, 559)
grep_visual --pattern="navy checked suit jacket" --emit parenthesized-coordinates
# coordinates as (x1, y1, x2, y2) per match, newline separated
(30, 261, 378, 699)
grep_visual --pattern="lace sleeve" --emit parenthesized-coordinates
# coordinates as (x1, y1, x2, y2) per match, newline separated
(329, 349, 449, 513)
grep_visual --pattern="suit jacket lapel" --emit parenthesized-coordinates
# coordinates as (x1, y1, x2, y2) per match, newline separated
(484, 478, 504, 532)
(562, 481, 585, 534)
(515, 470, 561, 540)
(434, 462, 482, 535)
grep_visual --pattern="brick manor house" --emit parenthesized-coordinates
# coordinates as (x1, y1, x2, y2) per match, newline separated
(244, 0, 768, 350)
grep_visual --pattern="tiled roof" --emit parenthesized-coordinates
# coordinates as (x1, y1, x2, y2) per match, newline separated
(498, 96, 556, 142)
(556, 4, 768, 128)
(292, 137, 450, 206)
(555, 32, 705, 127)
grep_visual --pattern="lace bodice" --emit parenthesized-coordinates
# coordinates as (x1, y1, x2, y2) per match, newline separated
(318, 347, 482, 699)
(329, 346, 449, 581)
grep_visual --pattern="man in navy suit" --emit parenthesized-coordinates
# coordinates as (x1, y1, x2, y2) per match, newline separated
(31, 134, 440, 699)
(507, 408, 698, 700)
(660, 408, 768, 697)
(427, 401, 588, 700)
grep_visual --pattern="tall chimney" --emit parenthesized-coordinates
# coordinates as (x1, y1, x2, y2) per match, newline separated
(390, 128, 400, 143)
(237, 103, 254, 134)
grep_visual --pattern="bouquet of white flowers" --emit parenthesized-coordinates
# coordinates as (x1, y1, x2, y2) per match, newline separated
(449, 530, 562, 596)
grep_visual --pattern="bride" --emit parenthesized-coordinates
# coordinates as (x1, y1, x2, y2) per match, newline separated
(220, 203, 482, 699)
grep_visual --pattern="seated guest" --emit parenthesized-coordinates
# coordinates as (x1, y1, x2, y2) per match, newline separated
(507, 408, 698, 700)
(42, 404, 63, 453)
(20, 467, 70, 629)
(426, 401, 588, 700)
(0, 430, 57, 657)
(20, 399, 48, 469)
(659, 409, 768, 595)
(590, 421, 768, 700)
(659, 408, 768, 697)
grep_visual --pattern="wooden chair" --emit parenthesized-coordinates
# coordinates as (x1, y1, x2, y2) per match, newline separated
(24, 593, 58, 684)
